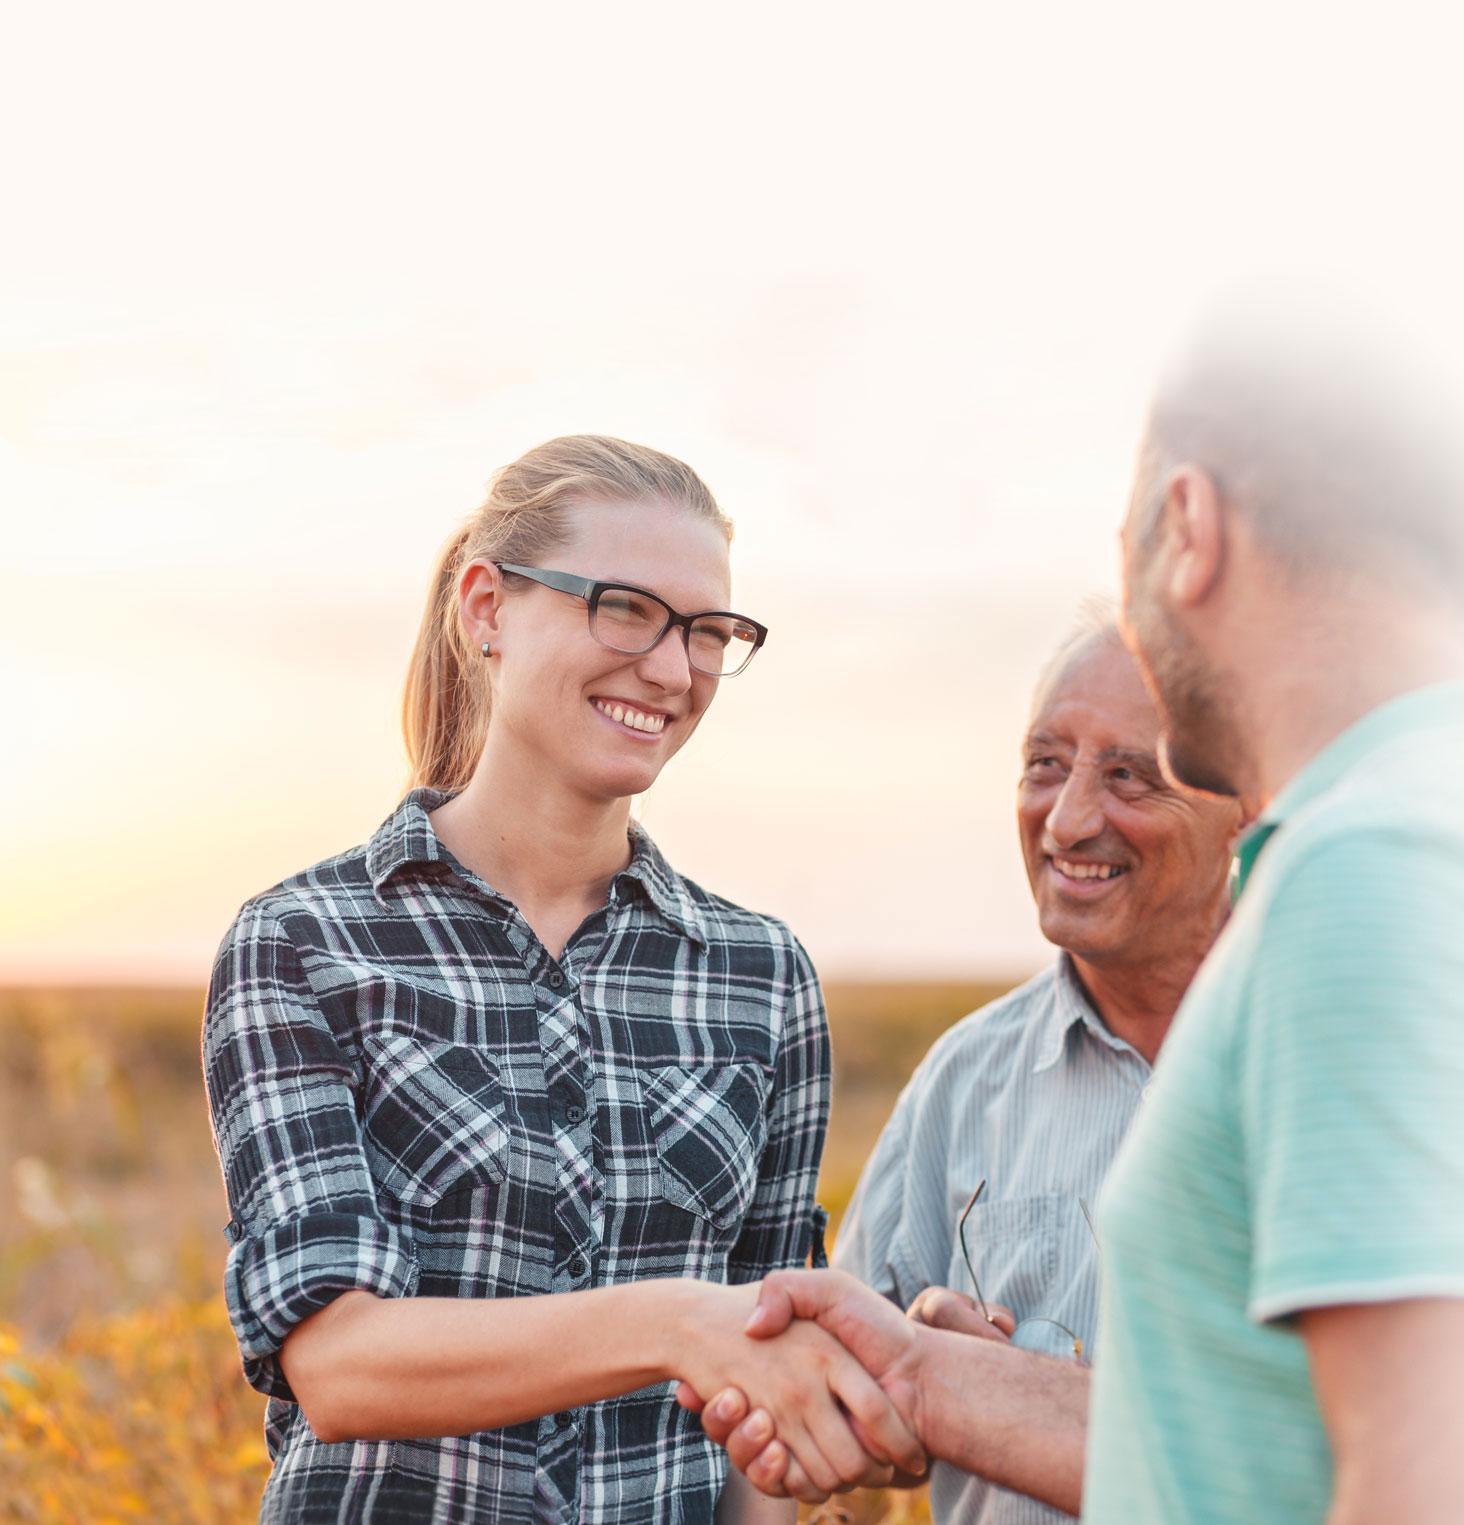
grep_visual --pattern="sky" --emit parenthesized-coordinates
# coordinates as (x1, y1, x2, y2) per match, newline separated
(5, 2, 1464, 983)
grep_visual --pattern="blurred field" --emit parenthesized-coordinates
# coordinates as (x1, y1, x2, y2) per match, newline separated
(0, 978, 1016, 1523)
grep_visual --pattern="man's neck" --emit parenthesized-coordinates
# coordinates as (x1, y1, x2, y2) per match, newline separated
(428, 739, 634, 917)
(1234, 591, 1464, 812)
(1069, 923, 1221, 1067)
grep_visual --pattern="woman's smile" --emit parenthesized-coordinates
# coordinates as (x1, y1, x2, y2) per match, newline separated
(590, 695, 671, 738)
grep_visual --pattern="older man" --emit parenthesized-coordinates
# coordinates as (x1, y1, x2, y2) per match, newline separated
(693, 297, 1464, 1524)
(830, 615, 1238, 1523)
(680, 617, 1238, 1514)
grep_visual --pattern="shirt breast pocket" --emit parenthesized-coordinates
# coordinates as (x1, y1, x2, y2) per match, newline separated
(360, 1035, 512, 1212)
(642, 1062, 770, 1231)
(945, 1193, 1059, 1324)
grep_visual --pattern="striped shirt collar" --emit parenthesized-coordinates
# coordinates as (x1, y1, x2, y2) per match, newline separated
(1031, 952, 1139, 1073)
(365, 785, 709, 947)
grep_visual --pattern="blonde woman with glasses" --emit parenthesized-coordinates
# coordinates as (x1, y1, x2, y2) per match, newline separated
(202, 436, 923, 1523)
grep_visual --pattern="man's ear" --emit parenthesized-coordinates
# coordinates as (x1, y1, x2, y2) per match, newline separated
(1162, 466, 1226, 610)
(459, 559, 507, 649)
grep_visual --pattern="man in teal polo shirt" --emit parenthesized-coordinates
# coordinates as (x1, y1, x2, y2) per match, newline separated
(686, 297, 1464, 1523)
(1085, 299, 1464, 1523)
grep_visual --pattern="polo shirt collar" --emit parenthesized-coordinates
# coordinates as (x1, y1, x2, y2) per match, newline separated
(1031, 952, 1136, 1073)
(365, 787, 708, 946)
(1235, 678, 1464, 897)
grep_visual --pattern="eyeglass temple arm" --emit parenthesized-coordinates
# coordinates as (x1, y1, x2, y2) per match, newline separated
(958, 1182, 995, 1324)
(1079, 1197, 1099, 1245)
(493, 563, 597, 599)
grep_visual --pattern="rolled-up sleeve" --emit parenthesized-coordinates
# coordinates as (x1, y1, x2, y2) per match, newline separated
(727, 931, 832, 1281)
(203, 898, 419, 1400)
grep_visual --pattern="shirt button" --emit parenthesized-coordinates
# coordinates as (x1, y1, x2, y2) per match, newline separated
(568, 1253, 588, 1279)
(565, 1104, 585, 1125)
(555, 1410, 574, 1430)
(548, 970, 564, 989)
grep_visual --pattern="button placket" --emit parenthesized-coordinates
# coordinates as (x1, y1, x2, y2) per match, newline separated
(534, 942, 601, 1307)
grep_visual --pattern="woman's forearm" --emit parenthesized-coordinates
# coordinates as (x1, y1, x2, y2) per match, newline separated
(284, 1278, 729, 1442)
(282, 1271, 925, 1499)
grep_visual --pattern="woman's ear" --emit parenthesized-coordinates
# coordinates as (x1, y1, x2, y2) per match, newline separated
(1163, 466, 1227, 610)
(459, 559, 506, 651)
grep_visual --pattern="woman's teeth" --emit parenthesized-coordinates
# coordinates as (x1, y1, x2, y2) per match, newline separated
(1053, 859, 1126, 881)
(593, 699, 666, 734)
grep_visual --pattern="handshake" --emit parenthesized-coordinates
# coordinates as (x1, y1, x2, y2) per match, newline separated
(672, 1270, 1052, 1509)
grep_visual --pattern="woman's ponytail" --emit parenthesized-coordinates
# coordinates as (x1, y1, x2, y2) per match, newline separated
(402, 524, 485, 792)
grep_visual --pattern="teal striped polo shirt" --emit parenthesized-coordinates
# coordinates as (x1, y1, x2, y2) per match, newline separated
(1084, 680, 1464, 1524)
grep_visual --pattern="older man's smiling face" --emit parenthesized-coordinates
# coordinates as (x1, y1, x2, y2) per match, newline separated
(1018, 636, 1239, 966)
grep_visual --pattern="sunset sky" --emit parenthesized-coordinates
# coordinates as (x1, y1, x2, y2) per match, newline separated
(5, 3, 1463, 983)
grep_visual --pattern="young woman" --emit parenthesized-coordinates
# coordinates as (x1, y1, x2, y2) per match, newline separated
(202, 436, 921, 1523)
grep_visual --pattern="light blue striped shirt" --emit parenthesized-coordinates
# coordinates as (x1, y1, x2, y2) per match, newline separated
(833, 955, 1150, 1524)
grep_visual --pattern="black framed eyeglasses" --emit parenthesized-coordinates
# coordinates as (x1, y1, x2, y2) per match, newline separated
(494, 563, 768, 678)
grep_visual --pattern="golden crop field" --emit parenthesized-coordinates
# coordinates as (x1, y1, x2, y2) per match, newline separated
(0, 979, 1015, 1524)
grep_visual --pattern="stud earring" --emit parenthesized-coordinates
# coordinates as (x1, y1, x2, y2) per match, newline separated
(480, 641, 492, 658)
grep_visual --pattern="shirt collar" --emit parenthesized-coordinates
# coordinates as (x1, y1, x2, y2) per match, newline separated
(365, 787, 708, 946)
(366, 786, 458, 891)
(618, 822, 710, 947)
(1031, 952, 1137, 1073)
(1234, 678, 1464, 897)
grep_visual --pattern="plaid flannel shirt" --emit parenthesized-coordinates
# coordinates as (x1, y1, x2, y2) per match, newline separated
(202, 786, 830, 1524)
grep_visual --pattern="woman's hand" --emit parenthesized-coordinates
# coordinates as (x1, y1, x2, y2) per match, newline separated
(665, 1281, 925, 1504)
(685, 1386, 909, 1502)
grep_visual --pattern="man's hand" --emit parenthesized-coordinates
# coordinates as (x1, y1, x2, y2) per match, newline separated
(906, 1287, 1016, 1341)
(677, 1271, 934, 1502)
(745, 1269, 926, 1409)
(685, 1271, 1091, 1514)
(668, 1280, 925, 1504)
(682, 1281, 1015, 1499)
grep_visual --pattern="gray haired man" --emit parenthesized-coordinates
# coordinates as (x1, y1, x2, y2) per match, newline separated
(830, 618, 1239, 1522)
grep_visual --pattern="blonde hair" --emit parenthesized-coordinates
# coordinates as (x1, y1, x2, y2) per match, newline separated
(403, 434, 732, 792)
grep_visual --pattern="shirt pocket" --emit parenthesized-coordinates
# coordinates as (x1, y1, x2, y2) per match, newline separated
(945, 1192, 1059, 1325)
(360, 1035, 512, 1211)
(642, 1062, 770, 1231)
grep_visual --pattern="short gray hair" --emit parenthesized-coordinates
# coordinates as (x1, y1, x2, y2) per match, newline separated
(1137, 288, 1464, 603)
(1031, 595, 1125, 709)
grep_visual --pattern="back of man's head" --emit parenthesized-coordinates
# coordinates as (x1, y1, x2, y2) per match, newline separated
(1140, 287, 1464, 608)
